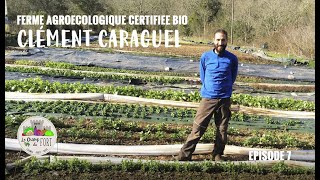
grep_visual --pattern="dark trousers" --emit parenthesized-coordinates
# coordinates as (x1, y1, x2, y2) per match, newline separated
(178, 98, 231, 160)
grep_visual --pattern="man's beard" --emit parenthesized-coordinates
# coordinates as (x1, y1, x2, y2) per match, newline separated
(214, 44, 227, 54)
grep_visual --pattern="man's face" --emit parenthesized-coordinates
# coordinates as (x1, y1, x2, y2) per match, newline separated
(213, 32, 227, 54)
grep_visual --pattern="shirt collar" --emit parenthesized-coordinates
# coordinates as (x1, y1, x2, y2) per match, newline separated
(212, 49, 227, 56)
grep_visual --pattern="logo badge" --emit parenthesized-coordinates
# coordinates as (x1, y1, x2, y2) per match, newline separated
(17, 116, 57, 156)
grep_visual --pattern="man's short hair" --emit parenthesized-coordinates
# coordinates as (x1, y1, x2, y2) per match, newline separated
(214, 29, 228, 39)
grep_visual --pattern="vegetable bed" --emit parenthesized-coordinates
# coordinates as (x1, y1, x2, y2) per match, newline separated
(5, 53, 315, 178)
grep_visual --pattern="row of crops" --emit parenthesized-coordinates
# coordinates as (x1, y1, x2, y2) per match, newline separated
(5, 77, 315, 111)
(6, 63, 316, 93)
(5, 114, 314, 149)
(5, 66, 185, 84)
(6, 59, 315, 86)
(5, 100, 314, 133)
(12, 157, 314, 176)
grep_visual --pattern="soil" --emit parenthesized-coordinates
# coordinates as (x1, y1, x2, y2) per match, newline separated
(6, 170, 315, 180)
(100, 43, 287, 66)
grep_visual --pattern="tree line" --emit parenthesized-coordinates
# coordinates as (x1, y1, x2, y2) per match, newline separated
(6, 0, 314, 59)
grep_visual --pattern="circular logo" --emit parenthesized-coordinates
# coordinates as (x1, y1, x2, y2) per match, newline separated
(17, 116, 57, 156)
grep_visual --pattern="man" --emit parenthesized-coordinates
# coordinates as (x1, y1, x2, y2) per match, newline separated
(177, 29, 238, 161)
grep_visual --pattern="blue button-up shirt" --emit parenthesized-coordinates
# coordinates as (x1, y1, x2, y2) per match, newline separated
(200, 49, 238, 98)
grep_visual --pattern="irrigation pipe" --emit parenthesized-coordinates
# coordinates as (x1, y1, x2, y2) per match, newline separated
(4, 92, 234, 109)
(5, 92, 105, 101)
(6, 155, 49, 171)
(236, 82, 315, 88)
(5, 92, 314, 119)
(5, 138, 314, 162)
